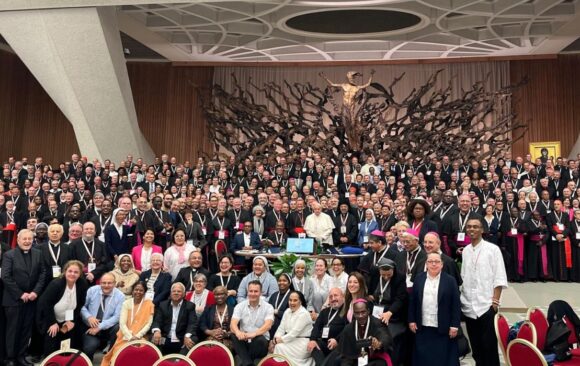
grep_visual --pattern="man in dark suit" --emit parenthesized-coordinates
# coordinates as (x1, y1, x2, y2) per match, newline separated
(231, 221, 262, 266)
(39, 224, 72, 289)
(173, 251, 210, 292)
(151, 282, 198, 355)
(442, 194, 486, 258)
(69, 221, 111, 285)
(1, 229, 47, 366)
(143, 196, 173, 248)
(394, 228, 427, 290)
(422, 232, 462, 286)
(332, 202, 359, 247)
(307, 287, 348, 366)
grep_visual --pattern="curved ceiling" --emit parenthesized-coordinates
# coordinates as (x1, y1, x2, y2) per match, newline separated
(119, 0, 580, 61)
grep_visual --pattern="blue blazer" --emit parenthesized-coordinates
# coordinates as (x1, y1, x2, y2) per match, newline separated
(139, 270, 172, 306)
(408, 271, 461, 335)
(357, 220, 379, 245)
(231, 232, 262, 264)
(104, 224, 131, 259)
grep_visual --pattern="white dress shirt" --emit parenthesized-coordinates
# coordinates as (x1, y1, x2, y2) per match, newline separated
(460, 239, 508, 319)
(422, 273, 441, 327)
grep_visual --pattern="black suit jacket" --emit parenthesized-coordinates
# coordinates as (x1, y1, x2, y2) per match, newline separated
(394, 248, 427, 285)
(1, 247, 47, 306)
(68, 238, 111, 281)
(38, 242, 72, 289)
(198, 304, 235, 335)
(152, 299, 198, 343)
(140, 270, 172, 306)
(173, 266, 211, 292)
(37, 276, 88, 332)
(408, 271, 461, 335)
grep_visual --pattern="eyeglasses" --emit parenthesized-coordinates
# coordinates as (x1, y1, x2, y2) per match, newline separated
(426, 260, 442, 264)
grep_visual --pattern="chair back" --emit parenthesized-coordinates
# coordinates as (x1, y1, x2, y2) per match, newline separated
(40, 349, 92, 366)
(215, 240, 228, 261)
(187, 340, 234, 366)
(564, 316, 579, 346)
(517, 321, 538, 346)
(507, 339, 547, 366)
(527, 307, 549, 351)
(111, 340, 162, 366)
(153, 354, 196, 366)
(495, 313, 510, 361)
(257, 354, 292, 366)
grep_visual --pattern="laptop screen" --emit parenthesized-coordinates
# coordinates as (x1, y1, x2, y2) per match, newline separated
(286, 238, 315, 254)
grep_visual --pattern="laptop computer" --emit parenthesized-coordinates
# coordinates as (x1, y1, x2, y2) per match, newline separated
(286, 238, 315, 255)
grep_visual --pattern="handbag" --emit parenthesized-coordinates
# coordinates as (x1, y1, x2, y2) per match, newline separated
(456, 327, 471, 358)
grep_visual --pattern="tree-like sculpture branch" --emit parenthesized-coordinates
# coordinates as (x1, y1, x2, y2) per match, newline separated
(198, 70, 527, 162)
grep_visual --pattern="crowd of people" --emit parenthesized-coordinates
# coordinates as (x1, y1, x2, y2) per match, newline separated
(0, 150, 578, 366)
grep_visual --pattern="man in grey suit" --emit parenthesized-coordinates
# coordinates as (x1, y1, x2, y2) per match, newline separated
(1, 229, 47, 366)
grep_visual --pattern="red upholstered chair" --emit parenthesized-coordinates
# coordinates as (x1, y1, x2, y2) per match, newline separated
(153, 354, 196, 366)
(518, 321, 538, 346)
(257, 354, 292, 366)
(40, 349, 92, 366)
(215, 240, 228, 263)
(507, 339, 547, 366)
(111, 340, 162, 366)
(187, 340, 234, 366)
(494, 313, 510, 361)
(527, 307, 549, 351)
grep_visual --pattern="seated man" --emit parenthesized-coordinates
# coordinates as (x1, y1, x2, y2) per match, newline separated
(151, 282, 198, 355)
(307, 288, 348, 366)
(337, 299, 392, 366)
(81, 273, 125, 361)
(230, 280, 274, 366)
(230, 221, 261, 266)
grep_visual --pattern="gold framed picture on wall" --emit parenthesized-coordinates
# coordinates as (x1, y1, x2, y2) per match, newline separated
(529, 141, 561, 162)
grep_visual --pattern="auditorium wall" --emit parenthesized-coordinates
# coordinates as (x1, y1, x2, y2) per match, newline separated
(1, 48, 579, 163)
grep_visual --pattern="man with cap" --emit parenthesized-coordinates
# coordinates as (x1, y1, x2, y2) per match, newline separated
(358, 230, 395, 292)
(369, 257, 408, 366)
(394, 228, 426, 290)
(307, 287, 348, 366)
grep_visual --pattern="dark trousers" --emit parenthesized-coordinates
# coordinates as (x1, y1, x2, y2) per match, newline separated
(161, 339, 187, 356)
(232, 335, 268, 366)
(311, 340, 335, 366)
(82, 324, 119, 360)
(43, 321, 82, 357)
(465, 308, 500, 366)
(5, 303, 36, 360)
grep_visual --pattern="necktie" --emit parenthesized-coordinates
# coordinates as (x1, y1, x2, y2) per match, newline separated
(97, 294, 109, 320)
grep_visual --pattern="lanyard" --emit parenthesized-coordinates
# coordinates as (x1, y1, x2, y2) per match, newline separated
(99, 214, 112, 230)
(407, 248, 420, 274)
(274, 290, 290, 310)
(378, 277, 390, 302)
(373, 249, 387, 266)
(439, 205, 453, 219)
(196, 212, 206, 226)
(355, 318, 370, 341)
(510, 217, 518, 229)
(327, 308, 339, 325)
(82, 239, 95, 262)
(216, 217, 225, 231)
(219, 274, 231, 288)
(274, 232, 284, 244)
(48, 243, 61, 265)
(100, 295, 110, 315)
(216, 305, 227, 328)
(555, 212, 563, 224)
(459, 214, 468, 232)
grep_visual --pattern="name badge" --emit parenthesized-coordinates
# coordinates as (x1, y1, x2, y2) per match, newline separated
(218, 231, 225, 240)
(576, 233, 580, 240)
(547, 210, 552, 214)
(363, 236, 369, 243)
(65, 309, 74, 321)
(401, 174, 405, 179)
(345, 192, 350, 198)
(235, 221, 240, 229)
(552, 236, 557, 241)
(483, 203, 487, 209)
(60, 339, 71, 351)
(372, 305, 383, 319)
(358, 355, 368, 366)
(457, 233, 466, 241)
(322, 326, 330, 339)
(298, 233, 306, 239)
(340, 226, 347, 234)
(88, 263, 96, 272)
(558, 224, 564, 231)
(98, 233, 105, 242)
(202, 227, 207, 236)
(145, 292, 155, 301)
(302, 168, 307, 172)
(187, 239, 194, 247)
(426, 170, 431, 176)
(511, 228, 518, 235)
(52, 265, 61, 278)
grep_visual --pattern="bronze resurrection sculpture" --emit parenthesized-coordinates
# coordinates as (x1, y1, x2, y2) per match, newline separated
(199, 70, 526, 162)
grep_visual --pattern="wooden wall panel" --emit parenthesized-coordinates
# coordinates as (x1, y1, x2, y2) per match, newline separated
(510, 55, 580, 158)
(127, 63, 214, 163)
(0, 51, 79, 163)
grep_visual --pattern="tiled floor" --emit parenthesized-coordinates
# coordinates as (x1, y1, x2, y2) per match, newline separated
(36, 282, 579, 365)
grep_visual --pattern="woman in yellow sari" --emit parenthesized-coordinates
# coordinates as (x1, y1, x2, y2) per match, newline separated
(101, 281, 154, 366)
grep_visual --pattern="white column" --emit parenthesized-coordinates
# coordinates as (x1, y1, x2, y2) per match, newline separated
(0, 6, 155, 163)
(570, 135, 580, 160)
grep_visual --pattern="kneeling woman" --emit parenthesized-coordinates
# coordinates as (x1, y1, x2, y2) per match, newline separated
(37, 260, 89, 356)
(271, 291, 314, 366)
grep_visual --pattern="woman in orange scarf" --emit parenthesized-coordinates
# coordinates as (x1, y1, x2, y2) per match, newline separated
(101, 281, 154, 366)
